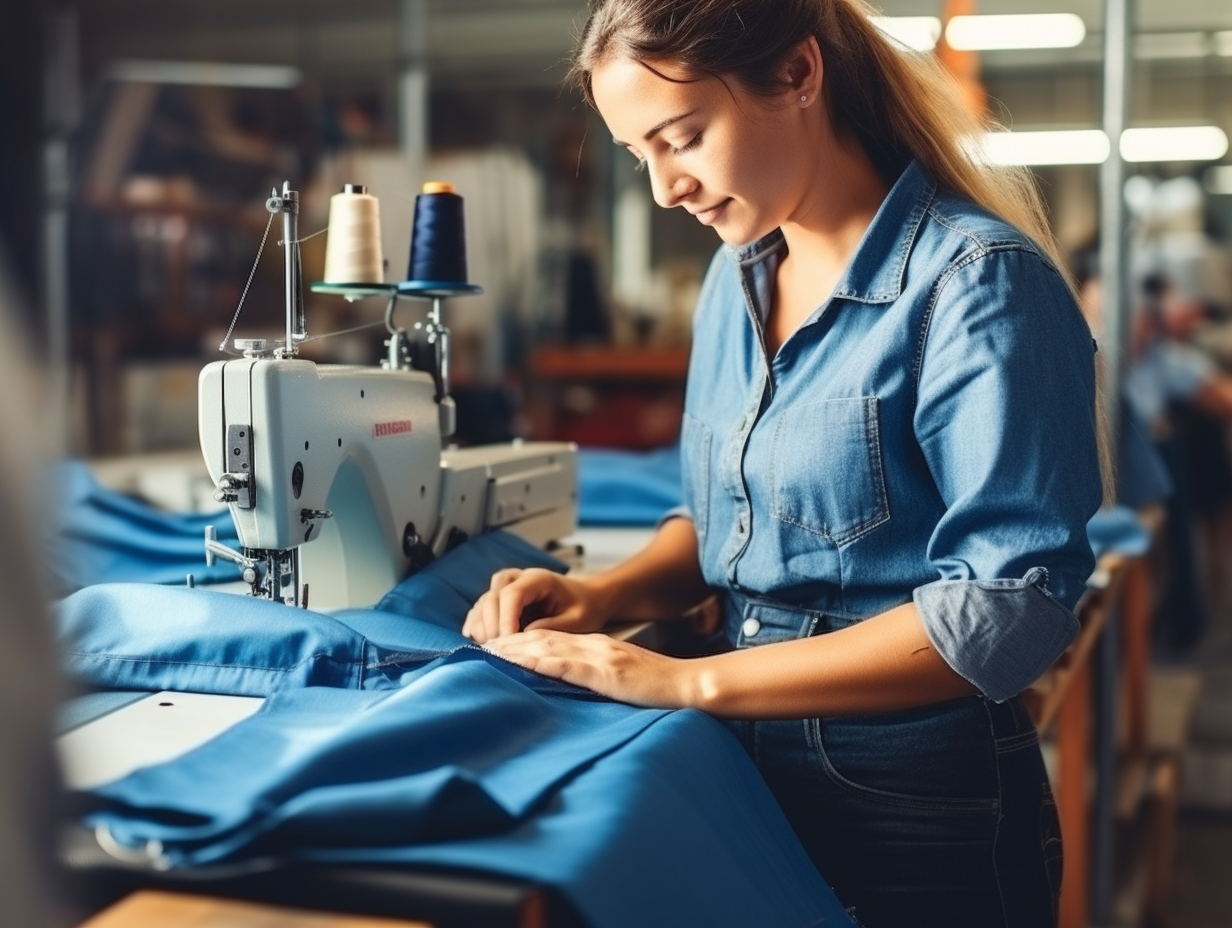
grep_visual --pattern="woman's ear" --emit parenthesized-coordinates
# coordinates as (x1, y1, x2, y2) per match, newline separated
(782, 35, 823, 104)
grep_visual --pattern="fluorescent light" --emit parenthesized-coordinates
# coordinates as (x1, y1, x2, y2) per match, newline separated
(1215, 31, 1232, 57)
(1121, 127, 1229, 163)
(870, 16, 941, 52)
(980, 130, 1110, 166)
(106, 59, 302, 89)
(1205, 166, 1232, 195)
(946, 14, 1086, 51)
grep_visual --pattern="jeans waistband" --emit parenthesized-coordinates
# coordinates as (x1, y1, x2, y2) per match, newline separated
(722, 591, 856, 648)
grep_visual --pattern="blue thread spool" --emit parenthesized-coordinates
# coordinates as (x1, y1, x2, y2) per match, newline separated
(397, 181, 481, 296)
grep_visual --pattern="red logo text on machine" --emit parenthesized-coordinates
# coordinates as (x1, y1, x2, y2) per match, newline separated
(373, 419, 413, 439)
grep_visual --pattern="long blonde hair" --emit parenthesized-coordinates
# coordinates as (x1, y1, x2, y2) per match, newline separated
(570, 0, 1067, 278)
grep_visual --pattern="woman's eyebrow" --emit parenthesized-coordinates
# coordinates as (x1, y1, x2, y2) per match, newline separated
(611, 111, 698, 147)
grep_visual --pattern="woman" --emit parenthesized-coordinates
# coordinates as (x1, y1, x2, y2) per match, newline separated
(467, 1, 1104, 925)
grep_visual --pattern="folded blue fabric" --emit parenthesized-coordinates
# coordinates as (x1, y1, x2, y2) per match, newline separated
(57, 530, 854, 927)
(48, 459, 242, 594)
(577, 445, 682, 526)
(89, 655, 672, 864)
(58, 531, 569, 695)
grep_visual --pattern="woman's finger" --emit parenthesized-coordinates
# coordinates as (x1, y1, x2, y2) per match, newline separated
(496, 574, 554, 638)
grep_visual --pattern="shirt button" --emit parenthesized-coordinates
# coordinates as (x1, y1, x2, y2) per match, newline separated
(742, 618, 761, 638)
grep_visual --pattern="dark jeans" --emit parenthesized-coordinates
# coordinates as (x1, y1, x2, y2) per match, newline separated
(729, 694, 1061, 927)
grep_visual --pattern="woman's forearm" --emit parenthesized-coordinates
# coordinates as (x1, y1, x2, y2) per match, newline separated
(690, 602, 976, 718)
(584, 516, 712, 623)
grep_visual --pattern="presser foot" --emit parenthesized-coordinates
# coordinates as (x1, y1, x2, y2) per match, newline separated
(203, 527, 305, 607)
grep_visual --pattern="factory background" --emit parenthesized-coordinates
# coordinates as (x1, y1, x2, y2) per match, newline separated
(3, 1, 1232, 926)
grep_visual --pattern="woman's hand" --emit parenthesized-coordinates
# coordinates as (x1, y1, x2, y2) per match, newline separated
(462, 568, 612, 644)
(483, 629, 697, 709)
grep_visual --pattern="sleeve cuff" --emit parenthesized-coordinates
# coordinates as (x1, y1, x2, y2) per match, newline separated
(657, 505, 693, 529)
(913, 567, 1079, 703)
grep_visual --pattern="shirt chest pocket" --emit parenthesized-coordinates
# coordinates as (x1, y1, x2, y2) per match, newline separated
(770, 396, 890, 546)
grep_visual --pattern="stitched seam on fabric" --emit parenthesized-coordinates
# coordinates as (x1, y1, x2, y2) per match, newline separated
(366, 649, 452, 669)
(63, 651, 357, 674)
(982, 698, 1013, 928)
(914, 244, 1018, 409)
(849, 395, 891, 544)
(926, 208, 995, 252)
(994, 730, 1041, 754)
(812, 717, 999, 812)
(888, 183, 932, 296)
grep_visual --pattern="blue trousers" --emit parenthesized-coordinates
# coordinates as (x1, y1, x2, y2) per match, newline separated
(724, 602, 1061, 928)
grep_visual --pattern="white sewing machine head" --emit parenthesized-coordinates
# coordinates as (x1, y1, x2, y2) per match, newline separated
(198, 183, 576, 609)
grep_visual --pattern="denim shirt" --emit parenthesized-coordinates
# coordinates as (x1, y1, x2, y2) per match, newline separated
(678, 160, 1103, 702)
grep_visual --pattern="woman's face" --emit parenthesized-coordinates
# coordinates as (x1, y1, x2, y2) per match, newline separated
(590, 55, 809, 246)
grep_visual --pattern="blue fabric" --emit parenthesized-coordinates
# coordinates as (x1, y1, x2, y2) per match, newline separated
(1086, 505, 1151, 559)
(55, 531, 853, 928)
(576, 445, 682, 526)
(48, 459, 241, 595)
(680, 160, 1103, 701)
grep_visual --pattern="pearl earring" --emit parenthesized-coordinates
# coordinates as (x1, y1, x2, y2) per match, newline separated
(800, 94, 808, 102)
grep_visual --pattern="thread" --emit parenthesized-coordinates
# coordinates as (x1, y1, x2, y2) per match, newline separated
(322, 184, 384, 284)
(406, 181, 469, 285)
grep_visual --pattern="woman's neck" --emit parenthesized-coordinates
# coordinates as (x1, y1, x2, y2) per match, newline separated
(779, 132, 890, 278)
(763, 135, 891, 357)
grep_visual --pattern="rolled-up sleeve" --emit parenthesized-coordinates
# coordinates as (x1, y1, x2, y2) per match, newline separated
(914, 568, 1077, 702)
(913, 247, 1103, 701)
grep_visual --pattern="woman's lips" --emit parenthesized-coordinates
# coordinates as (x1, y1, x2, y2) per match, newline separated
(692, 198, 731, 226)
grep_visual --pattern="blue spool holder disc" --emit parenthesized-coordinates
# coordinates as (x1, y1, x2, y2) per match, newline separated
(395, 280, 483, 299)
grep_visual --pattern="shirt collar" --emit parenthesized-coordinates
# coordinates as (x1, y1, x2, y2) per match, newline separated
(725, 159, 935, 306)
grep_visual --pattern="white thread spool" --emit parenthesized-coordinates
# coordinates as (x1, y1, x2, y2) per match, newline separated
(322, 184, 384, 284)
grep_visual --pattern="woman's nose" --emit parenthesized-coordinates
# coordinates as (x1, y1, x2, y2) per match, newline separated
(648, 161, 697, 209)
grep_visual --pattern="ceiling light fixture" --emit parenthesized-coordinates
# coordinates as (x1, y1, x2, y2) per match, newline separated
(980, 130, 1110, 166)
(870, 16, 941, 52)
(106, 60, 302, 90)
(1120, 127, 1229, 163)
(946, 14, 1086, 52)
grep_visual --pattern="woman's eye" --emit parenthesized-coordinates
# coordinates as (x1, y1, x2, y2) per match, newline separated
(672, 133, 703, 156)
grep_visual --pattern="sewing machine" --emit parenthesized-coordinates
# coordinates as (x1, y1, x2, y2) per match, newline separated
(198, 183, 577, 609)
